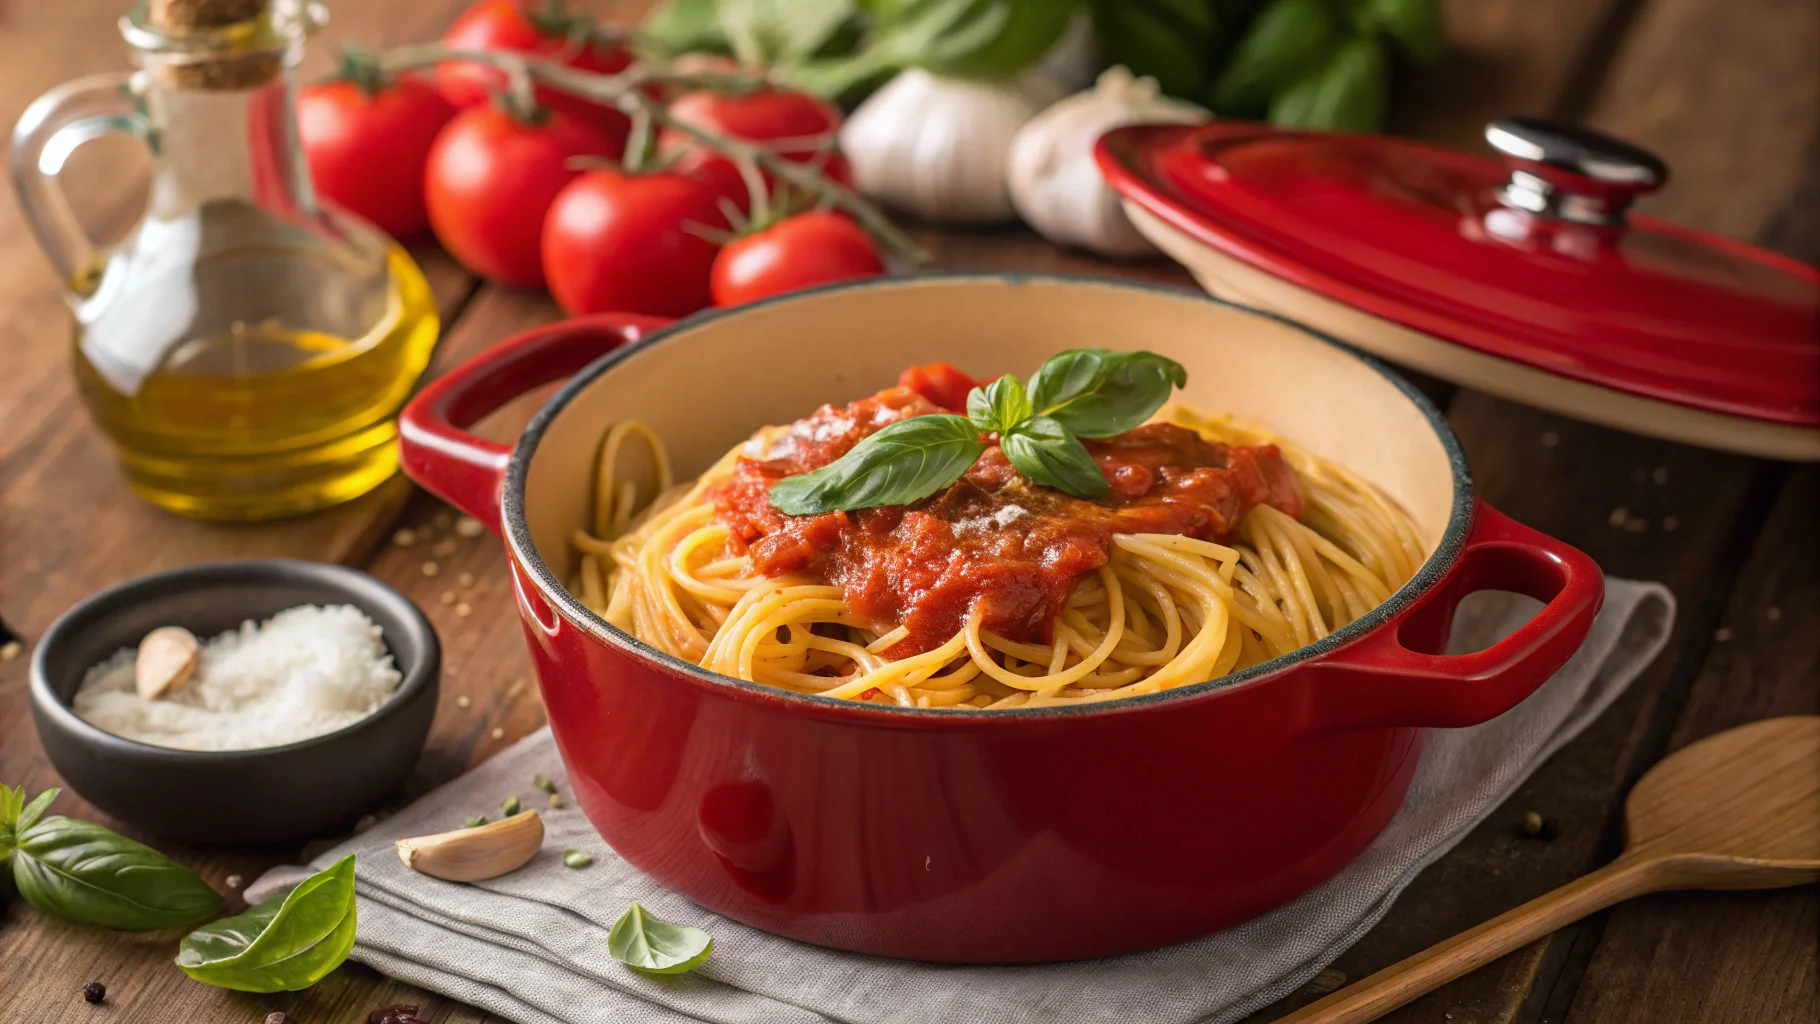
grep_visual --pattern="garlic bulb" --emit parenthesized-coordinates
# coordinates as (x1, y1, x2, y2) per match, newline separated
(842, 69, 1065, 225)
(1007, 67, 1208, 258)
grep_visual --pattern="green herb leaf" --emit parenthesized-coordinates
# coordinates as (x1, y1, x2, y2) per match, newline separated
(786, 0, 1072, 98)
(11, 816, 221, 931)
(913, 0, 1078, 79)
(608, 903, 713, 975)
(16, 787, 58, 835)
(637, 0, 730, 58)
(1353, 0, 1444, 64)
(768, 414, 984, 515)
(176, 854, 356, 992)
(966, 374, 1032, 435)
(1002, 416, 1110, 499)
(0, 786, 22, 858)
(718, 0, 859, 66)
(1026, 349, 1187, 439)
(503, 796, 521, 818)
(1088, 0, 1225, 100)
(1210, 0, 1342, 115)
(1268, 35, 1387, 133)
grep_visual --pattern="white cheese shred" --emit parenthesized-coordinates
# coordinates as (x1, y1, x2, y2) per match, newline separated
(72, 604, 403, 752)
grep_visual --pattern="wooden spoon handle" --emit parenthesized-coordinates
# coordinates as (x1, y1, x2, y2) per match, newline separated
(1276, 856, 1662, 1024)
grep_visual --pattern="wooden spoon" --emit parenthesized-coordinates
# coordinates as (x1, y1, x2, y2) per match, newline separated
(1279, 715, 1820, 1024)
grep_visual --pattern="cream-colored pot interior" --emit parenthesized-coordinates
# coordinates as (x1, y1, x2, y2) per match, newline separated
(523, 277, 1458, 586)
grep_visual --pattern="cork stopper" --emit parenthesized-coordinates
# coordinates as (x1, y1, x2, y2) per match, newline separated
(144, 0, 283, 91)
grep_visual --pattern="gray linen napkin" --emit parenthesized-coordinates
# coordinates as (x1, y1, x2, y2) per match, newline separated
(251, 578, 1674, 1024)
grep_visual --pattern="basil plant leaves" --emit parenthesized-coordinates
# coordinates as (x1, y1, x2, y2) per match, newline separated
(1, 785, 222, 931)
(769, 349, 1185, 515)
(177, 853, 357, 992)
(768, 412, 985, 515)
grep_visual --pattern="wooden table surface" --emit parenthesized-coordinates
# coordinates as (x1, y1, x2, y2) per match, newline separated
(2, 1, 1815, 1021)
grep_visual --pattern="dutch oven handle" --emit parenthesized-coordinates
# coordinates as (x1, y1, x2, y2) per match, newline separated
(398, 314, 673, 535)
(1306, 501, 1604, 731)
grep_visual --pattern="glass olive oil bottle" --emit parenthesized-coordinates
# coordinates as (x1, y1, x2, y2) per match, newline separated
(12, 0, 438, 519)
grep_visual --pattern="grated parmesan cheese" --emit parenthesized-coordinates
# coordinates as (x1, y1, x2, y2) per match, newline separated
(72, 604, 402, 751)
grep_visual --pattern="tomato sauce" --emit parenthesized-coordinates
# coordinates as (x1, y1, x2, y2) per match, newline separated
(706, 386, 1303, 655)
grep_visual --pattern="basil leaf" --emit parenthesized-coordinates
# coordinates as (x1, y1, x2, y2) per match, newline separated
(1269, 36, 1387, 133)
(914, 0, 1077, 80)
(1210, 0, 1342, 116)
(718, 0, 858, 66)
(1088, 0, 1224, 100)
(966, 374, 1032, 435)
(1002, 416, 1110, 499)
(17, 787, 58, 835)
(0, 785, 23, 854)
(768, 414, 984, 515)
(176, 854, 356, 992)
(1353, 0, 1444, 64)
(608, 903, 714, 976)
(1026, 349, 1187, 439)
(12, 816, 221, 931)
(637, 0, 729, 57)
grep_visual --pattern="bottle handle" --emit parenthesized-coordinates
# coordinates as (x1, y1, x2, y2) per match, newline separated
(10, 72, 152, 294)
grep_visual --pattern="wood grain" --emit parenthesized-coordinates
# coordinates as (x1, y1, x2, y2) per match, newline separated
(1586, 0, 1820, 242)
(1280, 716, 1820, 1024)
(1391, 0, 1633, 148)
(1563, 468, 1820, 1024)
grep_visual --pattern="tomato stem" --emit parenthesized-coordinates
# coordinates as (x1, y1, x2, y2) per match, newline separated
(335, 44, 389, 98)
(622, 105, 652, 172)
(366, 44, 929, 267)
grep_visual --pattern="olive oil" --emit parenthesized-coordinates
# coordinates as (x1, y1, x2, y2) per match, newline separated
(73, 231, 438, 520)
(13, 1, 441, 520)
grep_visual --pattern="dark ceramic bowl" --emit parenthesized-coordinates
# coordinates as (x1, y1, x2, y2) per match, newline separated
(29, 559, 439, 844)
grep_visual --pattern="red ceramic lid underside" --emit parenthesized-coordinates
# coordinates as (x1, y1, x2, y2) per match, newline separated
(1098, 123, 1820, 428)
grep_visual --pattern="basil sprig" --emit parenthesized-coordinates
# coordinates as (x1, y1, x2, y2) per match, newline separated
(608, 902, 714, 976)
(768, 413, 985, 515)
(1001, 415, 1109, 499)
(1025, 349, 1189, 439)
(1, 785, 222, 931)
(177, 854, 357, 992)
(768, 349, 1185, 514)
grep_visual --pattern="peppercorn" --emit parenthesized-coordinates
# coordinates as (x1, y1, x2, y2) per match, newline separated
(1520, 811, 1561, 841)
(82, 981, 105, 1004)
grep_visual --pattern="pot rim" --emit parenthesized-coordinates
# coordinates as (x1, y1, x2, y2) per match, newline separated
(501, 272, 1476, 721)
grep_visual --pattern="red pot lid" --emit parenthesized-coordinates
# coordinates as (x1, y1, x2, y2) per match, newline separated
(1097, 118, 1820, 429)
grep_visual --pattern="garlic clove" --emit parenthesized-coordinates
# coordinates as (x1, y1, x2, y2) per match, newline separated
(396, 809, 545, 881)
(135, 626, 200, 700)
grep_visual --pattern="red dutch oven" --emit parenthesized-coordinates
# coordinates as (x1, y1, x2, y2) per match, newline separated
(398, 275, 1603, 964)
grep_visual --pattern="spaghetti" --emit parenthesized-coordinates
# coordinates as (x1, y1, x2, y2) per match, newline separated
(568, 383, 1426, 711)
